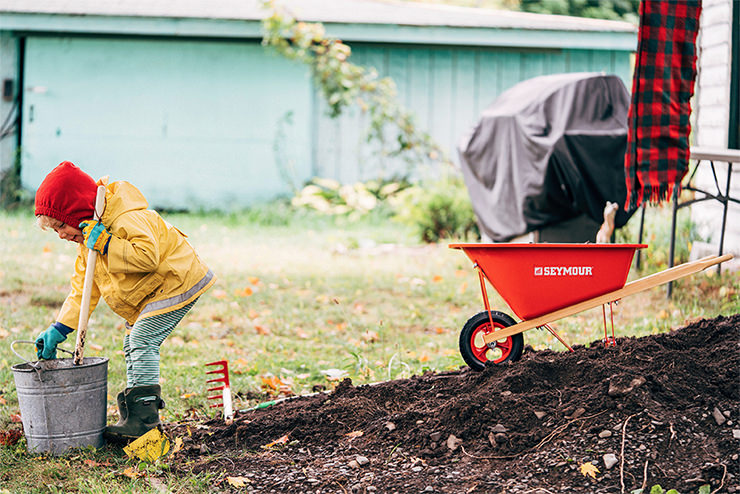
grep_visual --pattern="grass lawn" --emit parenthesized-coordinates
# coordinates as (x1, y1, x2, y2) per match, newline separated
(0, 204, 737, 492)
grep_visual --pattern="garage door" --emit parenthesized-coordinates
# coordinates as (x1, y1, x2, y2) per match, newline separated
(21, 36, 312, 209)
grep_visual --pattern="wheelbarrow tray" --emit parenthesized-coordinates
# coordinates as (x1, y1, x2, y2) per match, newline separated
(450, 243, 732, 346)
(449, 243, 647, 320)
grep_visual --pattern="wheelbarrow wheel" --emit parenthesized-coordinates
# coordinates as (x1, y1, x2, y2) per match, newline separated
(459, 311, 523, 371)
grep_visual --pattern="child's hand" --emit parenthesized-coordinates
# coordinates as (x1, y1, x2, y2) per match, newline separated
(35, 325, 67, 360)
(79, 220, 112, 254)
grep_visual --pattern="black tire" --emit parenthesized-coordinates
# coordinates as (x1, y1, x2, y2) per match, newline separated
(459, 311, 524, 371)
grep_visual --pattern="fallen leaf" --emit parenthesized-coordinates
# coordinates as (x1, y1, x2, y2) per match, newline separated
(580, 462, 600, 479)
(180, 393, 196, 399)
(121, 466, 145, 478)
(260, 375, 284, 392)
(345, 430, 364, 440)
(261, 434, 289, 449)
(171, 437, 184, 455)
(89, 343, 104, 351)
(418, 354, 430, 363)
(254, 324, 271, 335)
(124, 428, 170, 462)
(83, 459, 112, 467)
(227, 476, 252, 487)
(0, 430, 22, 446)
(234, 287, 253, 297)
(10, 414, 22, 423)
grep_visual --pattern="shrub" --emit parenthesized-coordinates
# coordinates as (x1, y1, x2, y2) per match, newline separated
(0, 153, 29, 209)
(291, 176, 410, 216)
(392, 174, 478, 243)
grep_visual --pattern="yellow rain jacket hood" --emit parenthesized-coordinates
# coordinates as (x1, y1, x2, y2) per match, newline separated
(57, 178, 215, 328)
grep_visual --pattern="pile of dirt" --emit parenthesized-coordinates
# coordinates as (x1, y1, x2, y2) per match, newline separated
(169, 314, 740, 493)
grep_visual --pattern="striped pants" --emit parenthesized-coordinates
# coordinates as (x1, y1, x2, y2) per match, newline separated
(123, 299, 196, 387)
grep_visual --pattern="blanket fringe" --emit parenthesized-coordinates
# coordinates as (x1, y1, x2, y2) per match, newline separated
(627, 182, 682, 210)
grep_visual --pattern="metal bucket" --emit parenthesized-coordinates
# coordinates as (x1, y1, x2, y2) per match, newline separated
(11, 341, 108, 455)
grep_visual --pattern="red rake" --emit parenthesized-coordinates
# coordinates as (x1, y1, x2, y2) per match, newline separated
(205, 360, 234, 421)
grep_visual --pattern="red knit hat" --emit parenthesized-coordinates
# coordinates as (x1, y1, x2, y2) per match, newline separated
(34, 161, 97, 227)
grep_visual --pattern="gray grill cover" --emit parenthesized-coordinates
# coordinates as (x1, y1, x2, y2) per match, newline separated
(458, 72, 634, 242)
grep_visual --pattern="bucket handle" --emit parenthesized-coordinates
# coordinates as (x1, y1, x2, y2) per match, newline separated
(10, 340, 73, 381)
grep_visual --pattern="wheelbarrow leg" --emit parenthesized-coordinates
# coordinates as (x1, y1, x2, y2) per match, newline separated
(602, 303, 617, 347)
(474, 264, 496, 331)
(540, 324, 574, 352)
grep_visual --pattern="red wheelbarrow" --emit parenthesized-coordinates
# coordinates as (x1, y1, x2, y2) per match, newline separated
(449, 243, 733, 371)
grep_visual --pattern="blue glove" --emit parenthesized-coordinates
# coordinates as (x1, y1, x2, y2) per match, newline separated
(35, 324, 70, 360)
(78, 220, 111, 254)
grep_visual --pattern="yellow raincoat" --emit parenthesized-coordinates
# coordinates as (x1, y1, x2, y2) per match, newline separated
(57, 178, 215, 329)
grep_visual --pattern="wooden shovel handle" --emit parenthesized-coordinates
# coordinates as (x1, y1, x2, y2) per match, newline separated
(73, 185, 106, 365)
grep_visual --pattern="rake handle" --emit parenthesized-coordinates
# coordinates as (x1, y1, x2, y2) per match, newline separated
(73, 185, 106, 365)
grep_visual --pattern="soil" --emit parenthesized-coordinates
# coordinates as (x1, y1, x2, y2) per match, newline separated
(169, 314, 740, 494)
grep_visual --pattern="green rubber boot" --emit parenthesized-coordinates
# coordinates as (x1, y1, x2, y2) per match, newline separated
(105, 385, 165, 442)
(113, 389, 128, 426)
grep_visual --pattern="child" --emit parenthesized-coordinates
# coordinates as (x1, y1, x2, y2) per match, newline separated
(33, 161, 216, 442)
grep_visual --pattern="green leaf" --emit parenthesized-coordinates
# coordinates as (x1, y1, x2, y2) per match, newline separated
(261, 2, 447, 169)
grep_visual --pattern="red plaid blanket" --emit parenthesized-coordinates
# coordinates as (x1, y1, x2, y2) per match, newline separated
(624, 0, 702, 209)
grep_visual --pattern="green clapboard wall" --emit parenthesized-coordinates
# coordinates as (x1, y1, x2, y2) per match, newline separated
(312, 43, 632, 185)
(20, 36, 312, 210)
(19, 36, 631, 210)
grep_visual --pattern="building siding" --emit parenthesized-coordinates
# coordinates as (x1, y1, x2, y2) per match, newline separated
(313, 43, 632, 186)
(20, 36, 313, 210)
(691, 0, 738, 261)
(0, 2, 636, 209)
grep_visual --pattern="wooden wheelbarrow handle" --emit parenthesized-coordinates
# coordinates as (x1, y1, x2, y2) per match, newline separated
(73, 185, 107, 366)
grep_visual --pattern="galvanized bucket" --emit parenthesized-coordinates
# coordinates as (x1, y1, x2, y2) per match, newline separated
(11, 341, 108, 455)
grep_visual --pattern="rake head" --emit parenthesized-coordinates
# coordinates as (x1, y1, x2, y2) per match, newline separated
(206, 360, 233, 420)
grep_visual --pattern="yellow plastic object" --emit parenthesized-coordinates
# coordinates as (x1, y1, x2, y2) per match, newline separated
(123, 428, 170, 462)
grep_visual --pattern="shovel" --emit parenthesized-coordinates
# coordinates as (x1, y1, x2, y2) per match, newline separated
(73, 185, 107, 366)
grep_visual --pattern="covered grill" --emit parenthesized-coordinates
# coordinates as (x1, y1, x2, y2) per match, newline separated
(458, 72, 636, 242)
